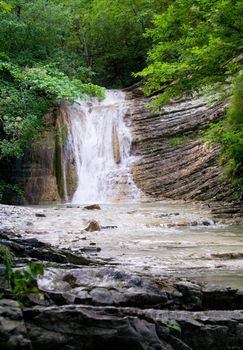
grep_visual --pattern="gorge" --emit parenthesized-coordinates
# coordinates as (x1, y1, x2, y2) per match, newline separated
(4, 88, 234, 205)
(0, 1, 242, 348)
(0, 89, 243, 350)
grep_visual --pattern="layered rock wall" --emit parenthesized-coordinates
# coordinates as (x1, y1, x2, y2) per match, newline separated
(2, 93, 233, 204)
(127, 94, 233, 201)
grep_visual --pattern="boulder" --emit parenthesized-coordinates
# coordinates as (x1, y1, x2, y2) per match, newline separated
(84, 221, 101, 232)
(0, 299, 32, 350)
(83, 204, 101, 210)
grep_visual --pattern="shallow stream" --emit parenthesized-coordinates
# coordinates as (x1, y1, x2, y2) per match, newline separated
(2, 201, 242, 289)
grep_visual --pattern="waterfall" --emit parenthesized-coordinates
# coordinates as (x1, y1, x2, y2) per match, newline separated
(63, 90, 140, 204)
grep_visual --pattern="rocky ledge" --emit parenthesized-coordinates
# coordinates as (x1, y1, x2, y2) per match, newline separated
(1, 229, 243, 350)
(210, 201, 243, 224)
(2, 300, 243, 350)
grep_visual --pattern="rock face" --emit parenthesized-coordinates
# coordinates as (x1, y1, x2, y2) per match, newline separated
(0, 299, 32, 350)
(211, 201, 243, 224)
(1, 104, 77, 205)
(127, 94, 233, 201)
(25, 307, 243, 350)
(1, 93, 234, 204)
(0, 229, 92, 266)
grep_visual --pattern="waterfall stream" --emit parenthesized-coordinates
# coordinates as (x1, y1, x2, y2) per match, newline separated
(63, 90, 140, 204)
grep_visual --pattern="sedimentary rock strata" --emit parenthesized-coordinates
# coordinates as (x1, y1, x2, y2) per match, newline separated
(127, 94, 233, 201)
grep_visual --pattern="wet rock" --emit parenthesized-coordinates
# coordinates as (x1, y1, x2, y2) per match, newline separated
(35, 213, 46, 218)
(101, 225, 118, 229)
(202, 220, 211, 226)
(112, 124, 121, 164)
(0, 299, 32, 350)
(84, 221, 101, 232)
(62, 274, 79, 288)
(167, 222, 191, 227)
(155, 213, 180, 218)
(174, 280, 202, 310)
(26, 222, 33, 226)
(122, 308, 243, 350)
(202, 285, 243, 310)
(83, 204, 101, 210)
(79, 246, 101, 253)
(211, 252, 243, 260)
(211, 201, 243, 224)
(0, 230, 92, 266)
(24, 305, 178, 350)
(22, 305, 243, 350)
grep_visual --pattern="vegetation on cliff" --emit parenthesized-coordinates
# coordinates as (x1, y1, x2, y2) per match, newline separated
(206, 74, 243, 191)
(0, 1, 104, 161)
(135, 0, 243, 190)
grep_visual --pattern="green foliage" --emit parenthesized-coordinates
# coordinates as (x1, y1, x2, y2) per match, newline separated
(12, 261, 44, 298)
(0, 0, 164, 88)
(163, 320, 181, 333)
(72, 0, 165, 87)
(0, 61, 104, 159)
(205, 74, 243, 193)
(0, 247, 44, 302)
(136, 0, 243, 106)
(0, 246, 14, 288)
(135, 0, 243, 188)
(0, 1, 105, 163)
(0, 1, 11, 13)
(0, 180, 23, 201)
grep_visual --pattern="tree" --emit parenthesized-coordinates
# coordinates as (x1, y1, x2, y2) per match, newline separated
(67, 0, 165, 87)
(136, 0, 243, 189)
(0, 0, 105, 160)
(136, 0, 243, 105)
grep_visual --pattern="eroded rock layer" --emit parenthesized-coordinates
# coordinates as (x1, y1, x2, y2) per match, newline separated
(127, 94, 233, 201)
(2, 93, 234, 204)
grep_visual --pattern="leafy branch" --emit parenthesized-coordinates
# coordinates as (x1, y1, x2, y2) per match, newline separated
(0, 247, 44, 304)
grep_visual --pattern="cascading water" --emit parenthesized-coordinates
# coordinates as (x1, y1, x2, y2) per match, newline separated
(63, 90, 140, 204)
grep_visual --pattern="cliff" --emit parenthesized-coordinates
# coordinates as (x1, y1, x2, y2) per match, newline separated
(1, 93, 233, 204)
(127, 93, 233, 201)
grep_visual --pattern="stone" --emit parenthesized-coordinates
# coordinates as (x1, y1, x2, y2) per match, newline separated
(0, 230, 92, 266)
(22, 306, 243, 350)
(112, 124, 121, 164)
(84, 221, 101, 232)
(26, 222, 33, 227)
(211, 201, 243, 224)
(101, 225, 118, 229)
(129, 94, 234, 202)
(24, 305, 178, 350)
(83, 204, 101, 210)
(202, 220, 211, 226)
(0, 299, 32, 350)
(35, 213, 46, 218)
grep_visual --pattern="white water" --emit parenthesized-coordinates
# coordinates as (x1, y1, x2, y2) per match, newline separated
(63, 90, 140, 204)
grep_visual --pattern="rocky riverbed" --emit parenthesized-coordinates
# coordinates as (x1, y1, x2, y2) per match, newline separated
(0, 202, 243, 349)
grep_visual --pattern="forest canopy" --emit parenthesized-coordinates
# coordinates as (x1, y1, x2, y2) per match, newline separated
(0, 0, 242, 189)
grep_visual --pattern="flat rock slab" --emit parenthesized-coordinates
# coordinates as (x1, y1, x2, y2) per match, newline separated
(22, 305, 243, 350)
(38, 266, 243, 312)
(0, 230, 93, 266)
